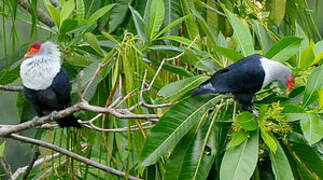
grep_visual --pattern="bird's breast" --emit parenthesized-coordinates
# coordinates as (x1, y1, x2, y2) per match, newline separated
(20, 57, 61, 90)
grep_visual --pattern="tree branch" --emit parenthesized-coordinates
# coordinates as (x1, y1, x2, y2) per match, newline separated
(17, 0, 55, 27)
(9, 134, 139, 180)
(0, 85, 23, 92)
(0, 157, 13, 179)
(22, 146, 40, 180)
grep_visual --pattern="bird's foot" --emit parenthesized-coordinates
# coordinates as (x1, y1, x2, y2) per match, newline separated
(49, 111, 58, 121)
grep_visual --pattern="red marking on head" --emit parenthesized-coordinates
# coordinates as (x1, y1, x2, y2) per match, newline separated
(25, 42, 42, 57)
(287, 75, 295, 91)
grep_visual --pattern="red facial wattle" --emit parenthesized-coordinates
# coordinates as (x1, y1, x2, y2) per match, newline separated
(287, 75, 295, 92)
(24, 42, 41, 57)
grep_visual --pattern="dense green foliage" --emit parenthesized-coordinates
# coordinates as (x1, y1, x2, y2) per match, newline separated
(0, 0, 322, 179)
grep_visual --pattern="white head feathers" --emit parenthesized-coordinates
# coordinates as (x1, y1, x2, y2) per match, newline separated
(20, 41, 61, 90)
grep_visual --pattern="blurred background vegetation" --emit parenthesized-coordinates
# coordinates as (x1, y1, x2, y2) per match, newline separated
(0, 0, 322, 179)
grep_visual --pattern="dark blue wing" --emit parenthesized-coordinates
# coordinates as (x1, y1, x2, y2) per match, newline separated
(51, 67, 72, 109)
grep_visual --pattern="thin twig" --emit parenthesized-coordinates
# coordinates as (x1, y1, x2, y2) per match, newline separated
(201, 1, 226, 16)
(22, 146, 40, 180)
(9, 134, 139, 180)
(82, 63, 103, 98)
(0, 85, 23, 92)
(0, 157, 13, 179)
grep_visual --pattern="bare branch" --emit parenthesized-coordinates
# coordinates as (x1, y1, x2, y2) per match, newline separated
(12, 152, 60, 180)
(17, 0, 55, 27)
(82, 63, 103, 98)
(200, 1, 226, 16)
(22, 146, 40, 180)
(0, 85, 23, 92)
(9, 134, 139, 180)
(0, 157, 13, 179)
(78, 71, 84, 102)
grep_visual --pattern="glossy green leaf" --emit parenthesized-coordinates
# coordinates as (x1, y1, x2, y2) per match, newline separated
(223, 6, 254, 56)
(269, 0, 286, 26)
(157, 75, 209, 99)
(269, 135, 294, 180)
(149, 0, 165, 40)
(83, 32, 104, 57)
(253, 21, 273, 53)
(44, 0, 60, 26)
(141, 95, 221, 166)
(260, 127, 277, 152)
(282, 105, 307, 122)
(288, 133, 323, 179)
(64, 54, 92, 67)
(295, 22, 309, 67)
(236, 112, 258, 131)
(108, 0, 129, 33)
(59, 19, 79, 34)
(155, 15, 190, 39)
(76, 0, 85, 21)
(178, 113, 217, 180)
(220, 130, 258, 180)
(60, 0, 75, 27)
(181, 0, 199, 40)
(265, 37, 302, 62)
(319, 88, 323, 110)
(129, 5, 148, 44)
(163, 0, 181, 36)
(157, 36, 199, 50)
(313, 52, 323, 64)
(191, 10, 243, 62)
(303, 65, 323, 106)
(300, 113, 323, 145)
(227, 131, 248, 149)
(300, 41, 315, 68)
(87, 4, 116, 24)
(0, 141, 6, 158)
(314, 40, 323, 56)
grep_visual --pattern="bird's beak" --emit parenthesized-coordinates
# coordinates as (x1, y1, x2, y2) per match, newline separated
(24, 52, 30, 58)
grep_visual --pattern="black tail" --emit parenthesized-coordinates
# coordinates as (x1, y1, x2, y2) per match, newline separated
(57, 115, 81, 128)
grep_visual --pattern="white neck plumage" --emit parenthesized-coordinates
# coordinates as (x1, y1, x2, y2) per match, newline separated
(260, 57, 292, 88)
(20, 42, 61, 90)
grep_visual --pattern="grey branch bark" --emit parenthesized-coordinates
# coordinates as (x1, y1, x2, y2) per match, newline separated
(9, 134, 139, 180)
(0, 85, 23, 92)
(0, 157, 13, 179)
(17, 0, 55, 27)
(22, 146, 40, 180)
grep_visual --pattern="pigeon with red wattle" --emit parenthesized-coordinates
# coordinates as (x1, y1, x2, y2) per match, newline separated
(191, 54, 295, 112)
(20, 41, 81, 128)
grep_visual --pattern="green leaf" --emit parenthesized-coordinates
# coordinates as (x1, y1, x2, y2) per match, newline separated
(253, 21, 273, 53)
(181, 0, 199, 40)
(288, 133, 323, 179)
(265, 37, 302, 62)
(314, 40, 323, 56)
(260, 128, 277, 152)
(236, 112, 258, 131)
(157, 75, 209, 99)
(269, 0, 286, 26)
(76, 0, 85, 21)
(60, 0, 75, 27)
(149, 0, 165, 40)
(303, 65, 323, 106)
(83, 32, 104, 57)
(178, 113, 218, 180)
(300, 113, 323, 145)
(64, 54, 92, 67)
(269, 135, 294, 180)
(44, 0, 60, 26)
(59, 19, 79, 34)
(87, 4, 116, 24)
(157, 35, 199, 50)
(0, 142, 6, 158)
(299, 41, 315, 68)
(163, 0, 181, 36)
(108, 0, 129, 33)
(227, 131, 249, 149)
(220, 130, 259, 180)
(313, 52, 323, 64)
(141, 95, 221, 166)
(222, 6, 254, 56)
(191, 10, 243, 62)
(155, 15, 190, 39)
(282, 105, 307, 122)
(319, 88, 323, 110)
(295, 22, 309, 67)
(129, 5, 148, 44)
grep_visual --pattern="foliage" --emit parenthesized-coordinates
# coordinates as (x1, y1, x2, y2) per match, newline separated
(0, 0, 322, 179)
